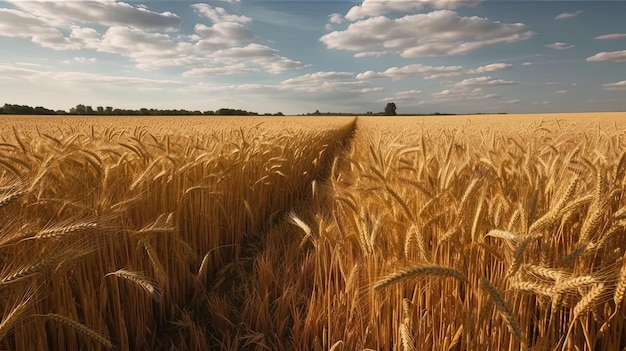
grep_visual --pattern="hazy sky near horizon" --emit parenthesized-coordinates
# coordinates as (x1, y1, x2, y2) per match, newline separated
(0, 0, 625, 115)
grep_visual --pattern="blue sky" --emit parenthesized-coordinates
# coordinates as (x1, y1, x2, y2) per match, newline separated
(0, 0, 625, 114)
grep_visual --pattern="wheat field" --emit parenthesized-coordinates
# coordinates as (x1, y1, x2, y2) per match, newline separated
(1, 112, 625, 350)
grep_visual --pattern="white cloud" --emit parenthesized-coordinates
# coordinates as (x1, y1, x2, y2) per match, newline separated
(594, 33, 626, 40)
(502, 99, 521, 104)
(325, 13, 345, 30)
(344, 0, 483, 21)
(282, 71, 355, 84)
(354, 51, 389, 58)
(453, 76, 519, 88)
(329, 13, 344, 24)
(361, 87, 384, 94)
(555, 90, 568, 93)
(210, 44, 307, 74)
(356, 64, 464, 80)
(356, 62, 513, 81)
(0, 63, 183, 88)
(467, 63, 513, 74)
(63, 57, 97, 64)
(182, 64, 258, 77)
(194, 22, 254, 49)
(522, 62, 533, 66)
(0, 1, 305, 76)
(432, 87, 497, 102)
(279, 71, 372, 94)
(94, 26, 195, 70)
(554, 11, 582, 20)
(0, 8, 80, 50)
(191, 4, 251, 24)
(545, 42, 573, 50)
(8, 0, 181, 31)
(603, 80, 626, 91)
(533, 101, 551, 105)
(587, 50, 626, 63)
(213, 43, 278, 58)
(378, 89, 422, 102)
(320, 10, 533, 58)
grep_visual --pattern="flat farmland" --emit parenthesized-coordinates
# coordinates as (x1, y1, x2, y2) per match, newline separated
(1, 113, 626, 350)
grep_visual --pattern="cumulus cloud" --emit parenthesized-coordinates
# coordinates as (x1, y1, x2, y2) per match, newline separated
(328, 13, 344, 24)
(432, 87, 497, 102)
(0, 8, 80, 50)
(356, 62, 513, 81)
(594, 33, 626, 40)
(210, 44, 306, 73)
(378, 89, 422, 102)
(94, 26, 195, 69)
(453, 76, 519, 88)
(320, 10, 533, 58)
(361, 87, 384, 94)
(554, 11, 582, 20)
(325, 13, 345, 30)
(0, 2, 306, 75)
(467, 63, 513, 74)
(194, 22, 254, 50)
(279, 71, 374, 94)
(603, 80, 626, 90)
(545, 42, 574, 50)
(191, 4, 251, 24)
(63, 57, 97, 64)
(423, 74, 518, 103)
(344, 0, 483, 21)
(8, 0, 181, 31)
(587, 50, 626, 63)
(356, 64, 464, 80)
(213, 43, 278, 58)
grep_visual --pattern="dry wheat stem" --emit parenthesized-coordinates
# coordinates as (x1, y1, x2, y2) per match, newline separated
(480, 276, 523, 342)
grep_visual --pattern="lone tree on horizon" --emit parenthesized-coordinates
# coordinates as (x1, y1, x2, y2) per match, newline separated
(384, 102, 397, 115)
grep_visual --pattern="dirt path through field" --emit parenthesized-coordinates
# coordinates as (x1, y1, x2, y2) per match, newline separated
(194, 117, 359, 349)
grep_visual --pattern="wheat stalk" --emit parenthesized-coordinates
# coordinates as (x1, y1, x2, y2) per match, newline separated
(480, 276, 522, 342)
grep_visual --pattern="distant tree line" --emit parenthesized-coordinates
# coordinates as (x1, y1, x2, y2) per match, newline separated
(0, 104, 57, 115)
(0, 103, 284, 116)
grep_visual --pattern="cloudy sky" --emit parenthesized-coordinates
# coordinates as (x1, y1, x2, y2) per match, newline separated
(0, 0, 625, 114)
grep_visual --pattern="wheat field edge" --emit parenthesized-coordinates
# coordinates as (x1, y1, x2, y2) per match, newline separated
(1, 112, 626, 350)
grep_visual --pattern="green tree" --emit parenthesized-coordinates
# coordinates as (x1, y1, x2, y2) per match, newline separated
(384, 102, 396, 115)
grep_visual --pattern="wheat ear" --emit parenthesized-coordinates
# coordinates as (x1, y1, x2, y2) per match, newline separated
(374, 265, 465, 290)
(614, 260, 626, 310)
(105, 269, 160, 300)
(572, 283, 605, 320)
(42, 313, 113, 349)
